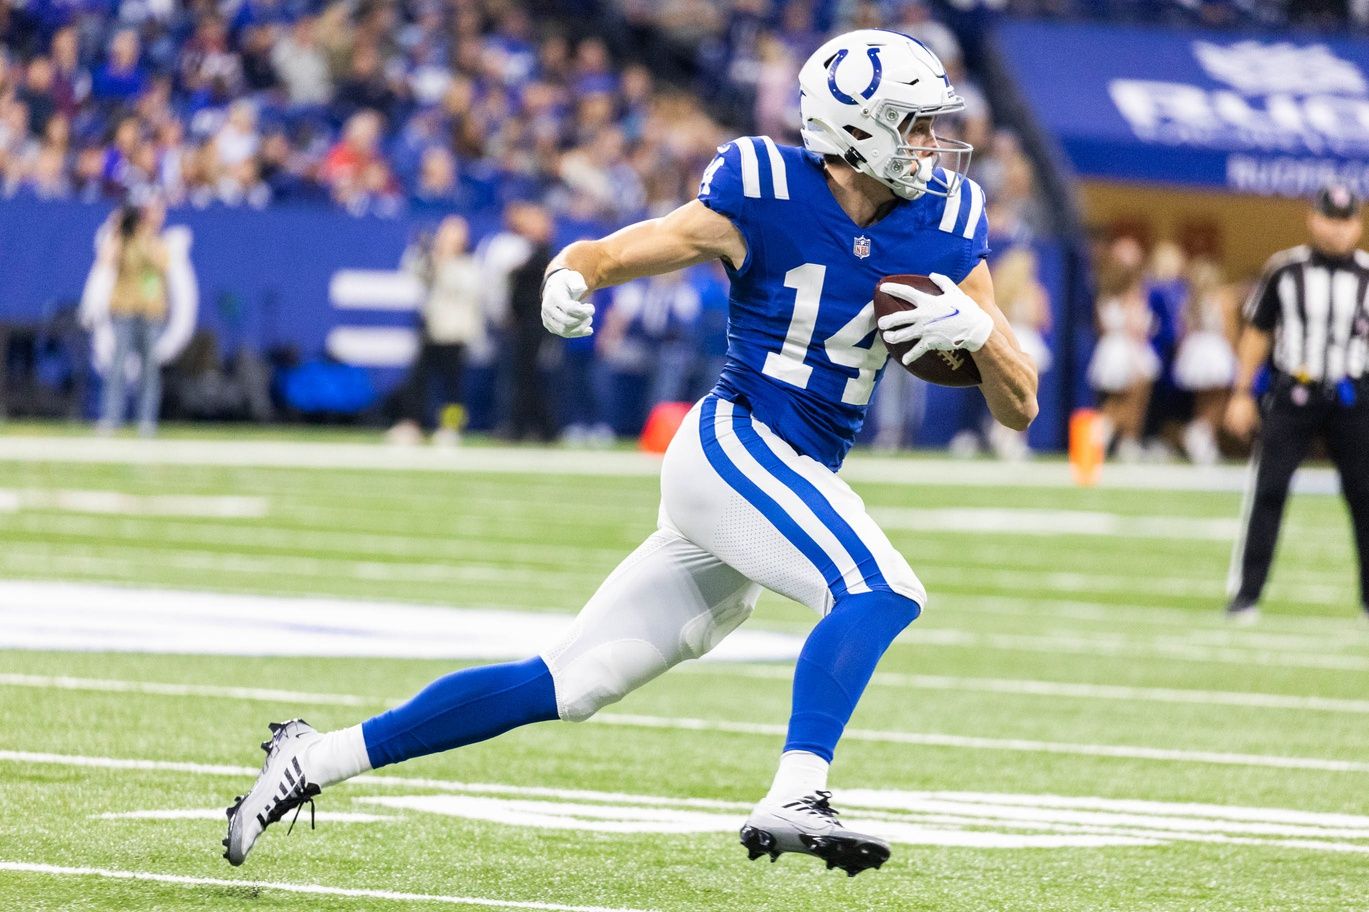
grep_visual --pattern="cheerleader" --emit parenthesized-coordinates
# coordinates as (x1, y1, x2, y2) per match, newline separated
(987, 247, 1051, 460)
(1173, 260, 1238, 465)
(1087, 237, 1160, 461)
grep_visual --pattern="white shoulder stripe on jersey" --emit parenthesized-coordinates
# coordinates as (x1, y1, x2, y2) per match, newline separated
(758, 136, 789, 200)
(737, 138, 762, 199)
(962, 180, 985, 240)
(938, 173, 963, 233)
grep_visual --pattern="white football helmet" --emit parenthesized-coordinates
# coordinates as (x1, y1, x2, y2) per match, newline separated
(799, 29, 971, 200)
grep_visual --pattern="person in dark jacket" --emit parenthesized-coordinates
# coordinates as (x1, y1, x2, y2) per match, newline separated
(506, 203, 558, 442)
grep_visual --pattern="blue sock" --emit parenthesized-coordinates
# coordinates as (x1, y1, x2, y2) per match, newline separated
(784, 590, 921, 762)
(361, 656, 559, 770)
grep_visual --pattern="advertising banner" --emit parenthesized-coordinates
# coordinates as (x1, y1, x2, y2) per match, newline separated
(995, 19, 1369, 196)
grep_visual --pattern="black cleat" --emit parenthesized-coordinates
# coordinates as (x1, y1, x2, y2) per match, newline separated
(739, 791, 890, 876)
(801, 833, 891, 876)
(740, 825, 780, 862)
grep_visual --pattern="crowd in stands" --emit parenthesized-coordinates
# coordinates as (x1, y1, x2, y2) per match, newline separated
(982, 0, 1365, 30)
(0, 0, 718, 218)
(0, 0, 1045, 233)
(2, 0, 1058, 452)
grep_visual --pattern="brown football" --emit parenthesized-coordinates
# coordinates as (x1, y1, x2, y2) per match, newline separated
(874, 274, 983, 387)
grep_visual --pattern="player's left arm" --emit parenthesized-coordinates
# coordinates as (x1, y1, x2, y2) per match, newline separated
(959, 261, 1039, 431)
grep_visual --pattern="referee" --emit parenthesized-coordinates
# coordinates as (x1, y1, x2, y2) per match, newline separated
(1224, 182, 1369, 622)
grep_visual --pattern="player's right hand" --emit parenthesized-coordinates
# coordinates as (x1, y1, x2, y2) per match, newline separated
(542, 268, 594, 338)
(1223, 391, 1259, 440)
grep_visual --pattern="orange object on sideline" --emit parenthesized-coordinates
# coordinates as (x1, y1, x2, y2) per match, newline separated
(639, 401, 693, 454)
(1069, 408, 1104, 487)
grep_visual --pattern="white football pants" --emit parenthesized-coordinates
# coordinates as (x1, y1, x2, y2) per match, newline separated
(541, 395, 925, 722)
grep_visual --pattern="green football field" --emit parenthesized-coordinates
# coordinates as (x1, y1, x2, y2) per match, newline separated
(1, 429, 1366, 912)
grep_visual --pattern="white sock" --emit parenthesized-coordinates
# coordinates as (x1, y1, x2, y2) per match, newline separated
(303, 725, 372, 788)
(764, 750, 830, 802)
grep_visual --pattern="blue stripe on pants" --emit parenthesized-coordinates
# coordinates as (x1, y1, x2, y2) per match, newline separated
(697, 396, 848, 599)
(730, 407, 889, 593)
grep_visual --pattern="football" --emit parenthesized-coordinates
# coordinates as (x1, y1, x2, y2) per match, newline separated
(874, 274, 984, 387)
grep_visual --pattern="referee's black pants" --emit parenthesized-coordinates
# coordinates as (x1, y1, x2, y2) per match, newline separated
(1231, 380, 1369, 608)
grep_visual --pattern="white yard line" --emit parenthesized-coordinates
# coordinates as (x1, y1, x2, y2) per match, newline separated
(9, 509, 1355, 596)
(0, 862, 655, 912)
(10, 666, 1369, 720)
(8, 750, 1369, 856)
(3, 513, 625, 567)
(0, 434, 1341, 493)
(0, 537, 1358, 609)
(0, 489, 268, 518)
(697, 666, 1369, 714)
(592, 715, 1369, 773)
(0, 674, 382, 708)
(4, 691, 1365, 777)
(872, 507, 1243, 541)
(900, 628, 1369, 672)
(0, 751, 747, 811)
(95, 809, 395, 823)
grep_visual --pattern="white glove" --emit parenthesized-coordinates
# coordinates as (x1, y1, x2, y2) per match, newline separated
(541, 268, 594, 338)
(877, 273, 994, 366)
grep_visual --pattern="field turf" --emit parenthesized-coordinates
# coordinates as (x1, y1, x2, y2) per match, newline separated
(0, 429, 1365, 912)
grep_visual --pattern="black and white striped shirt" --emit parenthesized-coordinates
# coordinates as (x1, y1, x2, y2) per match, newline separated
(1245, 245, 1369, 383)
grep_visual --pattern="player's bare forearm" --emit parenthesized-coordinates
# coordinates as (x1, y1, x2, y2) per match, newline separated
(1232, 327, 1273, 393)
(960, 262, 1039, 431)
(976, 330, 1039, 431)
(548, 201, 747, 291)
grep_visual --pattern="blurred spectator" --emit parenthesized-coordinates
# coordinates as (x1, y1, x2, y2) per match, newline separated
(91, 29, 147, 104)
(1088, 236, 1160, 461)
(389, 216, 484, 446)
(988, 246, 1051, 458)
(49, 27, 90, 118)
(214, 100, 260, 172)
(892, 0, 963, 67)
(272, 15, 332, 106)
(18, 56, 56, 137)
(753, 32, 799, 142)
(334, 43, 402, 123)
(179, 16, 242, 102)
(1173, 259, 1238, 465)
(94, 201, 170, 436)
(238, 25, 280, 95)
(872, 369, 928, 453)
(410, 145, 463, 210)
(505, 203, 557, 442)
(1142, 240, 1189, 457)
(322, 109, 398, 212)
(600, 270, 704, 413)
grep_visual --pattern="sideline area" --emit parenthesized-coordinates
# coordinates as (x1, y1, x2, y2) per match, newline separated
(0, 431, 1341, 494)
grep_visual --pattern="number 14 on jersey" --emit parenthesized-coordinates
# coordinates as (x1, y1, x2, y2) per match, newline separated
(761, 263, 888, 406)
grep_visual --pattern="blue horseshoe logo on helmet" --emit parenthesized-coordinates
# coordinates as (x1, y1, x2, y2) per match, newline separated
(827, 47, 883, 105)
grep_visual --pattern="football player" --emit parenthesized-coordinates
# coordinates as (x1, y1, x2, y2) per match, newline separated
(224, 29, 1037, 876)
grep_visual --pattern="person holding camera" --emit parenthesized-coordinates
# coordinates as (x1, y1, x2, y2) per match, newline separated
(1225, 183, 1369, 622)
(96, 201, 170, 436)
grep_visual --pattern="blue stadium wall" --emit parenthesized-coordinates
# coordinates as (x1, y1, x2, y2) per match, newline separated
(0, 198, 1068, 450)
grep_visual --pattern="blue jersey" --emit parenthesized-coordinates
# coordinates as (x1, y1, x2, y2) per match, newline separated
(698, 136, 990, 470)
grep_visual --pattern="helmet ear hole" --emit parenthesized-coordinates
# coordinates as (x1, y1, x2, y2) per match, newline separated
(844, 126, 872, 141)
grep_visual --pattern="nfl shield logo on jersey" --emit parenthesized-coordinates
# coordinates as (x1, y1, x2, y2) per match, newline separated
(852, 236, 871, 259)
